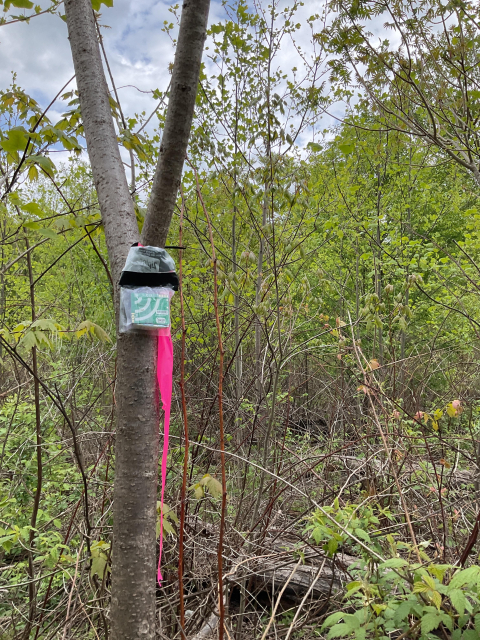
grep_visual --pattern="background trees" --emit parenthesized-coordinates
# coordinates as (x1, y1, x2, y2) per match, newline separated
(321, 0, 480, 184)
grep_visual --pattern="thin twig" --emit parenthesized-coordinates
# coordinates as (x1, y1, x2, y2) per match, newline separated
(192, 163, 228, 640)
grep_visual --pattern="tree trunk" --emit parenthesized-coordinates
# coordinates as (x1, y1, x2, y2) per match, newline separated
(141, 0, 210, 247)
(63, 1, 139, 282)
(111, 333, 159, 640)
(64, 1, 210, 638)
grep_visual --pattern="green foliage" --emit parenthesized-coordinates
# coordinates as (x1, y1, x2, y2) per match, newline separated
(75, 320, 111, 343)
(321, 558, 480, 639)
(156, 502, 179, 538)
(9, 1, 34, 8)
(90, 540, 110, 579)
(190, 474, 224, 500)
(91, 0, 113, 10)
(307, 504, 480, 637)
(0, 126, 28, 154)
(306, 500, 392, 558)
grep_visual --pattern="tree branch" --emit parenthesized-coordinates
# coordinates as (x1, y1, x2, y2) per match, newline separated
(64, 0, 139, 284)
(142, 0, 210, 247)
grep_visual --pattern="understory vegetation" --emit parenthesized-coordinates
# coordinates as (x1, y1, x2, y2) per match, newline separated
(2, 0, 480, 638)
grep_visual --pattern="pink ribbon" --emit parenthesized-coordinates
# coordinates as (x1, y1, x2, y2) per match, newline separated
(135, 243, 174, 584)
(157, 333, 173, 584)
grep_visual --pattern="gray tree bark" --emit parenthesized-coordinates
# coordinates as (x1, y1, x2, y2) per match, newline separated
(63, 1, 210, 639)
(142, 0, 210, 247)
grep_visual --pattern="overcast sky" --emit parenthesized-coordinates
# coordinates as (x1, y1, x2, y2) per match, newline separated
(0, 0, 401, 152)
(0, 1, 216, 126)
(0, 1, 340, 136)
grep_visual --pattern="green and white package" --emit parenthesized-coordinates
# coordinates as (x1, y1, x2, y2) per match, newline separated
(119, 286, 174, 334)
(131, 290, 170, 327)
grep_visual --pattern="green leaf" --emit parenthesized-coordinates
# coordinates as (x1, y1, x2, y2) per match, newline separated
(447, 403, 457, 417)
(28, 164, 38, 181)
(393, 600, 414, 625)
(326, 537, 338, 556)
(346, 581, 363, 594)
(12, 321, 30, 337)
(462, 631, 478, 640)
(23, 221, 40, 230)
(431, 590, 442, 610)
(343, 614, 360, 630)
(450, 566, 480, 589)
(1, 127, 28, 154)
(200, 474, 223, 499)
(91, 0, 113, 9)
(327, 623, 351, 638)
(93, 323, 111, 342)
(53, 519, 62, 529)
(22, 202, 44, 216)
(75, 320, 111, 342)
(379, 558, 408, 569)
(441, 613, 453, 632)
(475, 614, 480, 633)
(353, 528, 370, 542)
(423, 576, 437, 590)
(339, 142, 355, 155)
(421, 612, 442, 635)
(11, 0, 34, 7)
(31, 319, 58, 332)
(19, 331, 38, 350)
(449, 588, 466, 615)
(322, 612, 344, 629)
(37, 228, 57, 239)
(428, 565, 450, 582)
(192, 483, 204, 499)
(91, 554, 107, 579)
(90, 541, 110, 578)
(311, 527, 323, 545)
(0, 532, 15, 547)
(163, 520, 175, 535)
(28, 154, 55, 177)
(1, 539, 13, 553)
(165, 507, 178, 525)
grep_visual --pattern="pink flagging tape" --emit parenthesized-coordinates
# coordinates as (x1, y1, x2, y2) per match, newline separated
(157, 333, 173, 584)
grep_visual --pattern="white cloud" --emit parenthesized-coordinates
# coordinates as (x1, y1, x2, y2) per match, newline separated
(0, 0, 364, 160)
(0, 8, 72, 120)
(0, 0, 228, 128)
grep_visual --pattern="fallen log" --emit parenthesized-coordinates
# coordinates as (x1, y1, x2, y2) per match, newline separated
(340, 456, 477, 488)
(226, 548, 357, 604)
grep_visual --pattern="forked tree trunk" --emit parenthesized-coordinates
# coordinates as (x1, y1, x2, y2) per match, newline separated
(63, 1, 210, 638)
